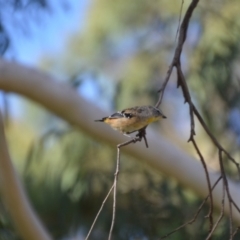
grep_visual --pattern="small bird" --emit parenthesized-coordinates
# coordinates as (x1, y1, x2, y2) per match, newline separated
(95, 105, 166, 136)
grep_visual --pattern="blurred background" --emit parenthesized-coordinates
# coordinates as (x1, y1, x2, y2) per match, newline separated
(0, 0, 240, 239)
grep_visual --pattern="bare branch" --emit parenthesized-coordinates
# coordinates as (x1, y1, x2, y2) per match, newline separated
(85, 131, 147, 240)
(154, 0, 240, 238)
(219, 151, 233, 240)
(160, 177, 222, 240)
(232, 227, 240, 238)
(205, 176, 225, 240)
(175, 0, 185, 44)
(108, 130, 148, 239)
(193, 106, 240, 176)
(176, 65, 195, 140)
(108, 150, 120, 239)
(85, 184, 114, 240)
(156, 0, 200, 108)
(191, 138, 213, 231)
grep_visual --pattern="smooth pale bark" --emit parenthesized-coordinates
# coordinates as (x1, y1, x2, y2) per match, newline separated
(0, 59, 239, 237)
(0, 111, 52, 240)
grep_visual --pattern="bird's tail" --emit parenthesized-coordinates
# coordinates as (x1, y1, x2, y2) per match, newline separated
(94, 118, 106, 122)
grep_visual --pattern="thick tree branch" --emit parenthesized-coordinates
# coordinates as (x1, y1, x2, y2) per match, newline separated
(0, 111, 52, 240)
(0, 58, 240, 224)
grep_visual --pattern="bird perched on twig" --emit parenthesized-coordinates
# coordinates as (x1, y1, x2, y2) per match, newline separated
(95, 105, 166, 137)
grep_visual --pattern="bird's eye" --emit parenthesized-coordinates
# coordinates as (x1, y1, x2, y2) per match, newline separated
(123, 113, 132, 118)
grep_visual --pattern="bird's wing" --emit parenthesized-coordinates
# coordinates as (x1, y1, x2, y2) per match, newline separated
(108, 111, 124, 119)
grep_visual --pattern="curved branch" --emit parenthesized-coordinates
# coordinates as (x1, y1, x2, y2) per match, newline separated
(0, 111, 52, 240)
(0, 58, 240, 225)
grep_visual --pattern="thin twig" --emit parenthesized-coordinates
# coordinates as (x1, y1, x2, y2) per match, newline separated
(232, 227, 240, 238)
(192, 105, 240, 177)
(160, 176, 222, 240)
(218, 150, 233, 240)
(154, 0, 240, 238)
(175, 0, 184, 44)
(156, 0, 200, 108)
(176, 64, 195, 140)
(108, 147, 120, 240)
(108, 130, 148, 239)
(86, 129, 147, 240)
(155, 62, 175, 108)
(176, 53, 240, 240)
(205, 175, 225, 240)
(191, 138, 213, 232)
(85, 184, 114, 240)
(231, 200, 240, 214)
(176, 54, 240, 239)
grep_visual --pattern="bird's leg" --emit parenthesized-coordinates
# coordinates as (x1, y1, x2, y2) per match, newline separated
(122, 127, 148, 148)
(135, 127, 149, 148)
